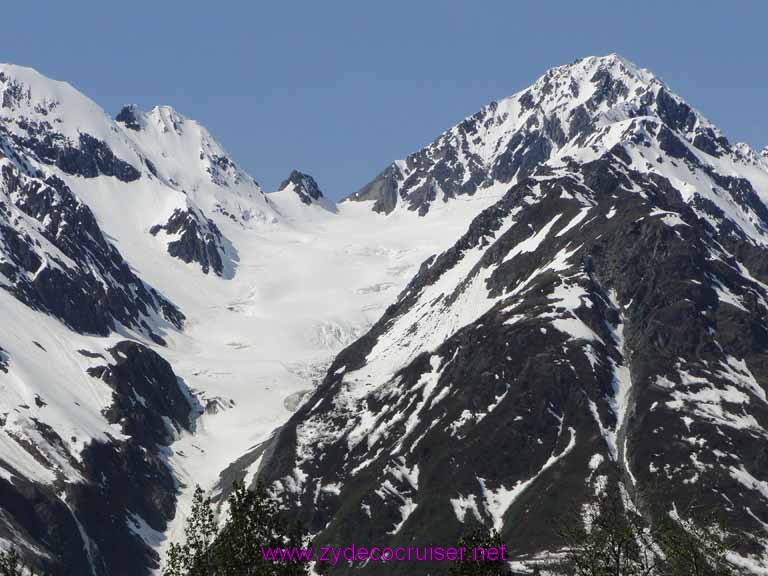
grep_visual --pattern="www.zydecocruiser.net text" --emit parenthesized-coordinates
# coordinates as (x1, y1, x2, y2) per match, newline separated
(262, 544, 509, 566)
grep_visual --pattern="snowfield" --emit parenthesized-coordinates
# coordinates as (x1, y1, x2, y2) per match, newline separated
(0, 60, 505, 567)
(3, 53, 768, 574)
(148, 192, 503, 555)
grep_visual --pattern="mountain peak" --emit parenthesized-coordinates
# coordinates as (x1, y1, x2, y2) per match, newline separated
(508, 52, 660, 121)
(567, 53, 653, 82)
(145, 105, 193, 136)
(278, 170, 324, 205)
(115, 104, 143, 130)
(0, 62, 118, 144)
(348, 54, 730, 216)
(542, 53, 654, 84)
(116, 104, 196, 136)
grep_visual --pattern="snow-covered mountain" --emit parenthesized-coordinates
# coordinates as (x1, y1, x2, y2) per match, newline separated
(262, 55, 768, 575)
(348, 54, 744, 216)
(270, 169, 338, 218)
(1, 54, 768, 575)
(0, 62, 495, 575)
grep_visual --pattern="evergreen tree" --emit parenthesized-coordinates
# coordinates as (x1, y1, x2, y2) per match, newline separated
(536, 490, 736, 576)
(163, 481, 309, 576)
(213, 481, 307, 576)
(655, 513, 735, 576)
(448, 526, 509, 576)
(163, 486, 218, 576)
(554, 493, 657, 576)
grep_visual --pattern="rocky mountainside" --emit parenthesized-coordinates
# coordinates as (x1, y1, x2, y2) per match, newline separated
(0, 64, 236, 575)
(279, 170, 326, 205)
(270, 169, 338, 218)
(0, 63, 291, 575)
(262, 55, 768, 575)
(1, 54, 768, 575)
(348, 55, 735, 216)
(0, 62, 490, 575)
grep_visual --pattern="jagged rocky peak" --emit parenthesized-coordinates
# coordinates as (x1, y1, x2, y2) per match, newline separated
(115, 104, 143, 131)
(115, 103, 185, 135)
(118, 103, 214, 143)
(279, 169, 325, 204)
(0, 160, 183, 341)
(0, 64, 143, 183)
(260, 55, 768, 573)
(146, 104, 190, 136)
(347, 53, 730, 216)
(128, 103, 265, 196)
(762, 145, 768, 160)
(522, 53, 657, 108)
(150, 207, 227, 276)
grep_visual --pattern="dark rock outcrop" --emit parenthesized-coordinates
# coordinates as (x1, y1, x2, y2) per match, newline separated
(347, 164, 402, 214)
(0, 162, 183, 341)
(0, 342, 199, 576)
(115, 105, 142, 131)
(279, 170, 325, 205)
(263, 131, 768, 575)
(150, 208, 226, 276)
(6, 124, 140, 182)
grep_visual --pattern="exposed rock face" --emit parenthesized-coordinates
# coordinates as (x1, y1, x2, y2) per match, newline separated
(2, 54, 768, 576)
(0, 70, 140, 182)
(262, 56, 768, 574)
(1, 117, 140, 182)
(53, 133, 141, 181)
(0, 342, 198, 576)
(348, 163, 401, 214)
(150, 207, 226, 276)
(0, 161, 183, 341)
(115, 104, 142, 131)
(347, 55, 734, 216)
(94, 341, 198, 445)
(279, 170, 325, 205)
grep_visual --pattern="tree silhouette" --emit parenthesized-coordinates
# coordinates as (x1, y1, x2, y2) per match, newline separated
(162, 481, 309, 576)
(448, 526, 509, 576)
(533, 489, 737, 576)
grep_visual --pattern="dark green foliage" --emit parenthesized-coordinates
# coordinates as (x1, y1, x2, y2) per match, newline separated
(448, 526, 509, 576)
(163, 481, 309, 576)
(552, 494, 657, 576)
(163, 486, 218, 576)
(655, 514, 735, 576)
(214, 481, 307, 576)
(533, 490, 736, 576)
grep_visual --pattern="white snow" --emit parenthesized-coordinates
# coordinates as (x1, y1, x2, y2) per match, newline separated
(4, 53, 768, 573)
(450, 493, 482, 523)
(478, 426, 576, 531)
(0, 61, 508, 560)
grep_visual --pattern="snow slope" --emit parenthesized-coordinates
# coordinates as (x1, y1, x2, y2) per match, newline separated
(1, 60, 503, 572)
(2, 54, 768, 575)
(260, 55, 768, 575)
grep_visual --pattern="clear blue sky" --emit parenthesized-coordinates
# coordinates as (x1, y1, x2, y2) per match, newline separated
(2, 1, 766, 199)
